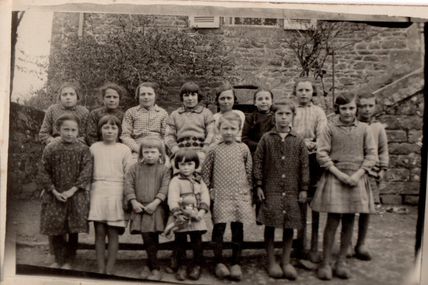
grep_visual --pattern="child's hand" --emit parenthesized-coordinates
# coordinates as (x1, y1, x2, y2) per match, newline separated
(171, 145, 180, 155)
(378, 169, 385, 181)
(144, 199, 161, 215)
(62, 187, 78, 199)
(257, 187, 265, 201)
(298, 191, 307, 203)
(348, 169, 365, 187)
(52, 189, 67, 202)
(304, 139, 317, 151)
(131, 199, 145, 214)
(330, 166, 351, 185)
(196, 209, 206, 221)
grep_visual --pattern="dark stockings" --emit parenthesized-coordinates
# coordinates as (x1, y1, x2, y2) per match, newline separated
(142, 232, 160, 270)
(212, 222, 244, 265)
(175, 232, 203, 267)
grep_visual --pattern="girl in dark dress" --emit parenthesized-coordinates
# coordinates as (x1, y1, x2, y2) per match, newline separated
(253, 101, 309, 280)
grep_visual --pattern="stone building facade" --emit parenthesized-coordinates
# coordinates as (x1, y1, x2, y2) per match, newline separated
(9, 12, 424, 205)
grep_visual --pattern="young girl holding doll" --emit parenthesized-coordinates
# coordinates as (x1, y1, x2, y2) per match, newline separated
(242, 88, 275, 154)
(88, 115, 133, 274)
(311, 93, 376, 280)
(39, 82, 89, 145)
(39, 113, 92, 269)
(253, 101, 309, 280)
(167, 149, 210, 281)
(212, 82, 245, 144)
(87, 83, 126, 145)
(124, 136, 171, 281)
(121, 82, 169, 158)
(292, 77, 327, 262)
(202, 111, 253, 281)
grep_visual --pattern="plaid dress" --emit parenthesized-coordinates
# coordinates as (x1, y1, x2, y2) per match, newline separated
(311, 116, 377, 213)
(120, 105, 168, 153)
(253, 129, 309, 229)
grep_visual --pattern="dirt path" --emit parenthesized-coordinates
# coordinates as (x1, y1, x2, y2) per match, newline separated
(9, 199, 417, 285)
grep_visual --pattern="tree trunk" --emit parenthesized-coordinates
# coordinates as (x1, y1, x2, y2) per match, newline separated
(10, 11, 25, 96)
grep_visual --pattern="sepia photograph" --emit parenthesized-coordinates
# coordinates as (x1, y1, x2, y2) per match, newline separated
(3, 1, 427, 284)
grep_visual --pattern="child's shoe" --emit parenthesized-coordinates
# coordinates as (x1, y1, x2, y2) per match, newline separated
(334, 261, 351, 279)
(147, 269, 162, 281)
(165, 255, 178, 273)
(49, 262, 60, 269)
(354, 245, 372, 261)
(61, 263, 72, 270)
(346, 247, 354, 258)
(308, 250, 322, 263)
(267, 262, 283, 278)
(215, 263, 230, 279)
(229, 264, 242, 281)
(282, 263, 297, 280)
(175, 265, 187, 281)
(317, 264, 332, 280)
(140, 266, 151, 280)
(188, 265, 201, 280)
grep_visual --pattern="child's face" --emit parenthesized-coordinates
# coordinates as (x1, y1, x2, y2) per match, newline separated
(101, 123, 119, 143)
(218, 90, 234, 112)
(255, 91, 272, 112)
(357, 97, 376, 121)
(60, 87, 78, 108)
(139, 87, 156, 108)
(220, 119, 240, 143)
(338, 100, 357, 124)
(103, 88, 120, 110)
(178, 160, 196, 177)
(142, 146, 161, 164)
(275, 106, 294, 130)
(295, 81, 313, 106)
(59, 120, 79, 143)
(182, 92, 199, 108)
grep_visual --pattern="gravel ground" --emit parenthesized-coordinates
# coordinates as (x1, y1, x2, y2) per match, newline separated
(9, 199, 418, 285)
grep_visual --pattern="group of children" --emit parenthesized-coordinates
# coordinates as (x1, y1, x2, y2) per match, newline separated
(38, 78, 388, 282)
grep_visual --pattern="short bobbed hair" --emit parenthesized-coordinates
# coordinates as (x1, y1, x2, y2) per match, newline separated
(179, 81, 202, 102)
(138, 136, 167, 164)
(292, 77, 319, 97)
(57, 81, 81, 101)
(218, 111, 243, 130)
(215, 81, 238, 107)
(135, 82, 159, 100)
(272, 100, 297, 116)
(55, 113, 80, 129)
(97, 115, 122, 141)
(253, 87, 274, 104)
(174, 148, 200, 170)
(100, 82, 127, 100)
(334, 92, 357, 114)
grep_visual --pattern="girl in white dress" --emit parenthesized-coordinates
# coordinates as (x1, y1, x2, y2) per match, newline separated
(88, 115, 133, 274)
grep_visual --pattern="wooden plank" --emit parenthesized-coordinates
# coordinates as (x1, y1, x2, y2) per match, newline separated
(75, 241, 298, 250)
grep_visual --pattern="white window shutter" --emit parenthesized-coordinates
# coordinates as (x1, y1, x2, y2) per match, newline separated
(189, 16, 220, 28)
(283, 19, 317, 30)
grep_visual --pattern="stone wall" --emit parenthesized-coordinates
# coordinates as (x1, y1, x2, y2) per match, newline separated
(7, 102, 45, 199)
(375, 69, 424, 205)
